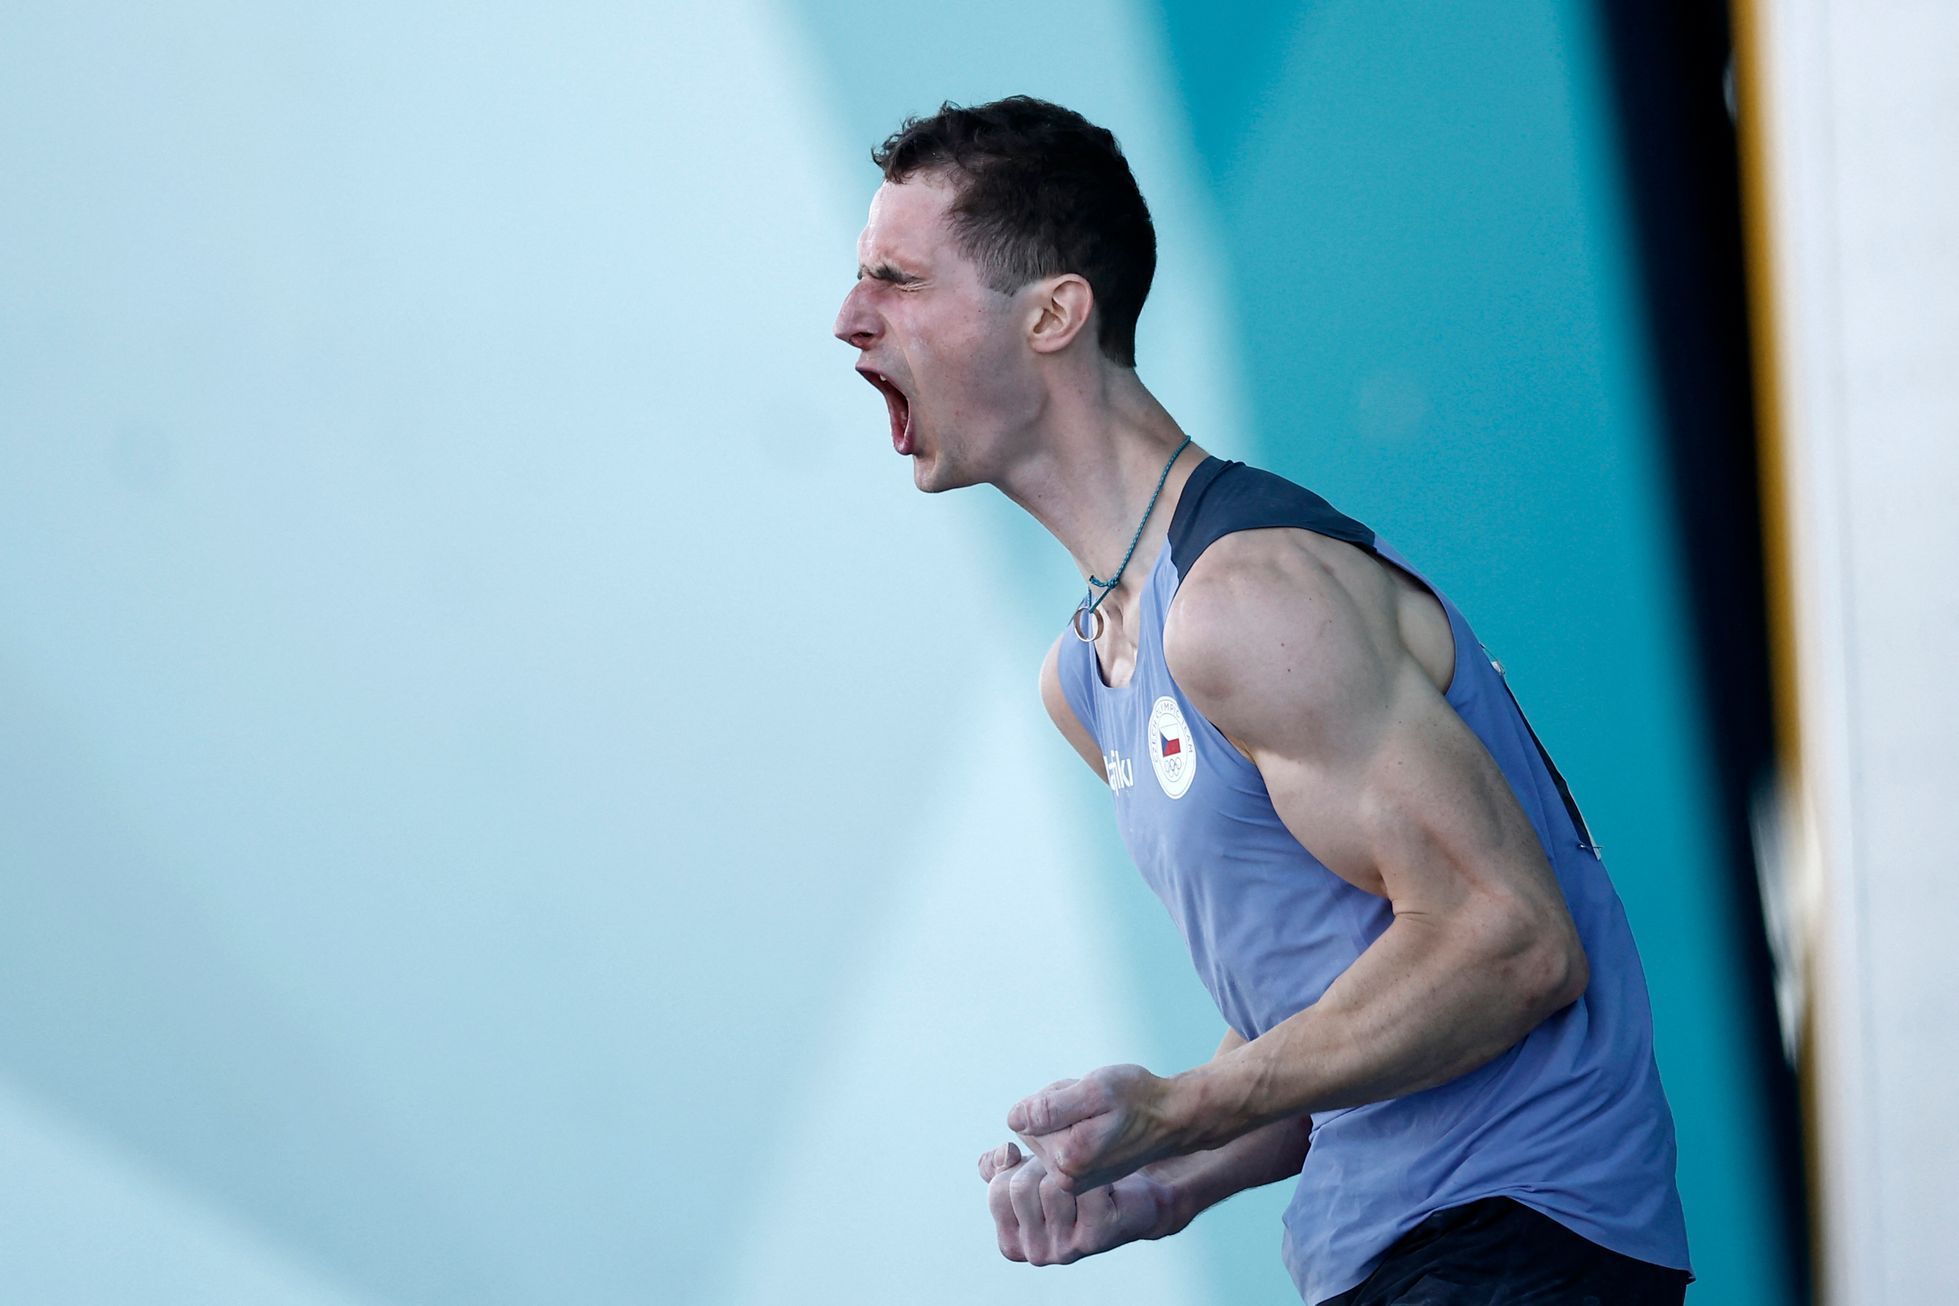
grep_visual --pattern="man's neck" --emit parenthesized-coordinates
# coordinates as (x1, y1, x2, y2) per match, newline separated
(992, 370, 1206, 623)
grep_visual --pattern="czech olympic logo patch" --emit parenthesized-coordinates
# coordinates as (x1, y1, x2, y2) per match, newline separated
(1147, 695, 1196, 799)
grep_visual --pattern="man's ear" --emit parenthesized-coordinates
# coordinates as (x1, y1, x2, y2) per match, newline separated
(1026, 274, 1096, 355)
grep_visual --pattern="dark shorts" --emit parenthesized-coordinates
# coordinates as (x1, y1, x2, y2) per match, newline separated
(1318, 1198, 1691, 1305)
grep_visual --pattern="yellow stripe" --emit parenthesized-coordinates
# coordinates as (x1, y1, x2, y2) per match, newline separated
(1729, 0, 1822, 1291)
(1731, 0, 1802, 779)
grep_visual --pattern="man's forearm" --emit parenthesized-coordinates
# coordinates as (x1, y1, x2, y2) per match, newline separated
(1140, 1111, 1312, 1234)
(1170, 908, 1583, 1155)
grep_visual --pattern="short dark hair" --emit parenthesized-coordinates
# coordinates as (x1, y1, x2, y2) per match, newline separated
(872, 96, 1156, 369)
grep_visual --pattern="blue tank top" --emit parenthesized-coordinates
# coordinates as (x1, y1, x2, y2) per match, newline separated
(1057, 457, 1691, 1303)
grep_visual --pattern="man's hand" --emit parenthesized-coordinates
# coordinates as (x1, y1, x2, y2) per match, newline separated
(1006, 1064, 1191, 1194)
(978, 1140, 1182, 1265)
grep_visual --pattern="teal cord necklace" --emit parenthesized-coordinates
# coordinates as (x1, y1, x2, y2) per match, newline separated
(1072, 435, 1193, 643)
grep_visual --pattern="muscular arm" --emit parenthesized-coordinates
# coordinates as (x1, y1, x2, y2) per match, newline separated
(1161, 532, 1588, 1150)
(1009, 531, 1589, 1194)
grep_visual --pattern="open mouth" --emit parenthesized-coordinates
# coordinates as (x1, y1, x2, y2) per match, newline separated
(857, 367, 915, 456)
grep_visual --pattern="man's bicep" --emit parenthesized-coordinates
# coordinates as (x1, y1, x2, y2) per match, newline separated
(1040, 633, 1106, 781)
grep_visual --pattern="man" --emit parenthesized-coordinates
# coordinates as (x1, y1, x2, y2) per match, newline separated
(833, 96, 1692, 1305)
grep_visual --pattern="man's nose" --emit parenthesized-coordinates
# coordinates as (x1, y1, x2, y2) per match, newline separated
(833, 281, 879, 350)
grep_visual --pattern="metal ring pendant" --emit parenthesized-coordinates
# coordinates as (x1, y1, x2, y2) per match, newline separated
(1071, 604, 1105, 643)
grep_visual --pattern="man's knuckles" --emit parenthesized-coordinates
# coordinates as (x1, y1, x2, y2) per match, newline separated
(1024, 1232, 1083, 1268)
(1047, 1126, 1108, 1184)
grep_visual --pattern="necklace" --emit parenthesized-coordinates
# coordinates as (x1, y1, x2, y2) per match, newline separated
(1072, 435, 1193, 643)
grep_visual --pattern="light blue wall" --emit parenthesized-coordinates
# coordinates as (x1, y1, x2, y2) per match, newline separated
(0, 3, 1790, 1302)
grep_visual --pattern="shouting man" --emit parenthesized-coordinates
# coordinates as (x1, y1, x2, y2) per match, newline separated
(833, 96, 1692, 1305)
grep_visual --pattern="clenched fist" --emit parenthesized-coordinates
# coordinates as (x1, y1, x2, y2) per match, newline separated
(977, 1140, 1185, 1266)
(1007, 1062, 1188, 1194)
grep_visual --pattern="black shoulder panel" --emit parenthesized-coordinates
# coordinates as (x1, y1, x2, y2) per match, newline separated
(1166, 457, 1376, 585)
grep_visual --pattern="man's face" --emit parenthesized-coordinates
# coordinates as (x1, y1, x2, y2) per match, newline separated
(833, 174, 1037, 493)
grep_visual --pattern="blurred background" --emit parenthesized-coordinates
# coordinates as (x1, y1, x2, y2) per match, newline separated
(2, 2, 1951, 1302)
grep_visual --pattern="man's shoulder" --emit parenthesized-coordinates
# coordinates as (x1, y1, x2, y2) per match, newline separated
(1163, 528, 1395, 717)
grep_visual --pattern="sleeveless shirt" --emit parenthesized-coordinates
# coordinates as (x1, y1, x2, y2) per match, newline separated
(1055, 457, 1691, 1304)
